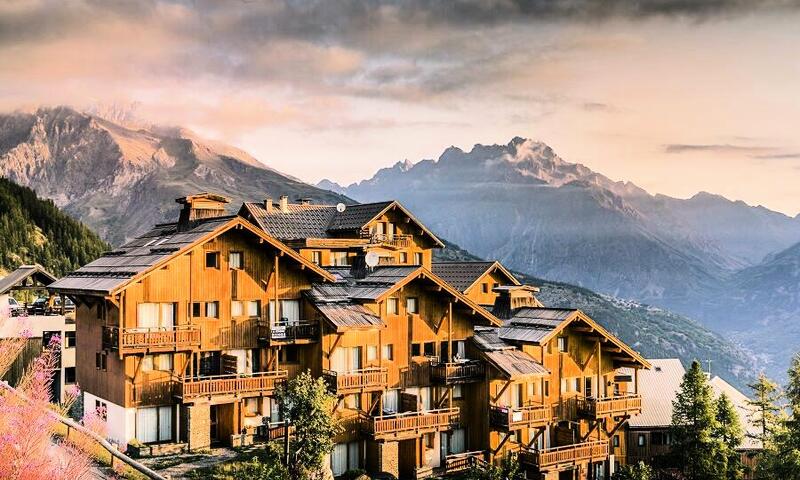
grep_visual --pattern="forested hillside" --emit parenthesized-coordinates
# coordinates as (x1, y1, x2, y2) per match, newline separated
(0, 177, 108, 276)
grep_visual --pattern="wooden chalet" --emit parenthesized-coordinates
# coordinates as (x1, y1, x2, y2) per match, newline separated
(52, 192, 651, 479)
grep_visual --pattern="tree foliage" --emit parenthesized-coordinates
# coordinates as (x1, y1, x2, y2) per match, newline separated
(612, 461, 652, 480)
(714, 394, 744, 480)
(0, 177, 108, 276)
(754, 357, 800, 479)
(462, 453, 522, 480)
(275, 370, 340, 480)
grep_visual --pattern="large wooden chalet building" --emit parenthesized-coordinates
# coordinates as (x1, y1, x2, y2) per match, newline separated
(52, 193, 649, 479)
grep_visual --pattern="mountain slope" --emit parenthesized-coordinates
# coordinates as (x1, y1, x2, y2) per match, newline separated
(434, 240, 757, 390)
(0, 106, 350, 246)
(0, 177, 108, 276)
(325, 137, 800, 323)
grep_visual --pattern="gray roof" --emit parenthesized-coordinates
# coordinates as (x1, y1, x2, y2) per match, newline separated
(327, 201, 394, 232)
(0, 264, 57, 295)
(50, 216, 235, 294)
(498, 308, 577, 344)
(709, 376, 763, 450)
(306, 266, 420, 302)
(242, 202, 336, 240)
(431, 262, 496, 292)
(627, 358, 686, 428)
(314, 303, 385, 331)
(472, 327, 548, 379)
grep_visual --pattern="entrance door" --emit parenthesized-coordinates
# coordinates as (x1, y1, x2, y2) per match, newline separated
(209, 405, 219, 444)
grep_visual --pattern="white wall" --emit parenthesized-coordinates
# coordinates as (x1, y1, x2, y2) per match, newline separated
(84, 391, 136, 447)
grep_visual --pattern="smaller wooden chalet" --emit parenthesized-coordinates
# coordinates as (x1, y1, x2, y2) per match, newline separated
(432, 261, 535, 308)
(240, 197, 443, 269)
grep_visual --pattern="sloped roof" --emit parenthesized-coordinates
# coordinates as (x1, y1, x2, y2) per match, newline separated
(241, 200, 444, 247)
(51, 216, 334, 295)
(0, 264, 57, 295)
(627, 359, 686, 428)
(432, 261, 520, 293)
(472, 327, 548, 380)
(313, 302, 385, 331)
(498, 308, 577, 343)
(709, 376, 763, 450)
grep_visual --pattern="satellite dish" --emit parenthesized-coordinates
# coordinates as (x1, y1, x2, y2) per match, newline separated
(336, 203, 346, 213)
(365, 251, 380, 268)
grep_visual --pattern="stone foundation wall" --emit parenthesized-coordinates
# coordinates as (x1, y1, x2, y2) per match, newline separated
(183, 403, 211, 451)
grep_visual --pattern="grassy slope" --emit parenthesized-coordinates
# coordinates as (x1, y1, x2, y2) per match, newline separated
(436, 240, 757, 390)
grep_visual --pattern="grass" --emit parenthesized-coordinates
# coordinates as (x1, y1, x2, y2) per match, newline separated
(53, 422, 148, 480)
(184, 445, 284, 479)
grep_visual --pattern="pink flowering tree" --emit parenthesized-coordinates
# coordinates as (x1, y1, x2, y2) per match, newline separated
(0, 319, 94, 479)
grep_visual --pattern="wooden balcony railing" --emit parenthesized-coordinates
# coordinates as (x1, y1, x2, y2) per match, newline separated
(519, 441, 609, 470)
(579, 394, 642, 418)
(412, 465, 434, 479)
(363, 408, 460, 440)
(179, 370, 287, 400)
(360, 231, 413, 249)
(430, 360, 484, 384)
(129, 377, 177, 406)
(489, 404, 554, 431)
(323, 367, 389, 395)
(443, 451, 487, 474)
(266, 321, 319, 344)
(103, 325, 200, 354)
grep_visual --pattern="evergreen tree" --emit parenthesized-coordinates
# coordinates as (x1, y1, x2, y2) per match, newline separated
(752, 365, 800, 480)
(713, 393, 744, 480)
(671, 360, 727, 480)
(612, 461, 652, 480)
(747, 373, 781, 445)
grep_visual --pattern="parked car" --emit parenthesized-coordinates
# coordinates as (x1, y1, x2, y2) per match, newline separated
(29, 296, 75, 315)
(5, 297, 24, 317)
(29, 296, 49, 315)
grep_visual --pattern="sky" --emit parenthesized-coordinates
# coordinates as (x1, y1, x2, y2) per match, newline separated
(2, 0, 800, 215)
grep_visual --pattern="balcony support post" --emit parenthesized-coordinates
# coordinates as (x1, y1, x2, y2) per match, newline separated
(635, 367, 639, 395)
(596, 341, 602, 399)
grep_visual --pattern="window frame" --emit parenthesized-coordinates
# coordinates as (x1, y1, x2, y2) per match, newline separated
(205, 251, 220, 269)
(406, 297, 419, 314)
(386, 297, 399, 315)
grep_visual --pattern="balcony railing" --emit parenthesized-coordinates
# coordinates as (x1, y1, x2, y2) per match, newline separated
(129, 377, 177, 406)
(489, 404, 554, 431)
(360, 231, 413, 249)
(179, 370, 288, 400)
(579, 394, 642, 418)
(519, 440, 609, 470)
(430, 360, 484, 385)
(443, 451, 487, 474)
(102, 325, 200, 354)
(262, 321, 319, 344)
(363, 408, 460, 440)
(323, 367, 389, 395)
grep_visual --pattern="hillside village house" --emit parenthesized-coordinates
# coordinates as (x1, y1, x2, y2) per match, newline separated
(52, 193, 650, 479)
(0, 264, 76, 403)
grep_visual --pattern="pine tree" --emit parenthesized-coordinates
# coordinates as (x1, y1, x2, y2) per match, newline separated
(752, 364, 800, 479)
(671, 360, 727, 480)
(713, 393, 744, 480)
(747, 373, 781, 445)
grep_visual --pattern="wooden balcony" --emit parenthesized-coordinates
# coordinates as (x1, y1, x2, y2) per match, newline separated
(323, 367, 389, 395)
(360, 231, 413, 249)
(261, 321, 319, 344)
(519, 441, 609, 471)
(179, 370, 287, 401)
(442, 451, 487, 474)
(579, 394, 642, 419)
(363, 408, 460, 440)
(103, 325, 200, 354)
(430, 360, 484, 385)
(129, 377, 177, 406)
(489, 404, 554, 431)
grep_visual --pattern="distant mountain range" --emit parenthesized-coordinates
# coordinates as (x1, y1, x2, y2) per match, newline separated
(0, 107, 768, 384)
(0, 106, 348, 245)
(322, 137, 800, 376)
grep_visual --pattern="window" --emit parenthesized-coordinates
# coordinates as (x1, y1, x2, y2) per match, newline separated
(544, 380, 549, 397)
(406, 297, 419, 314)
(229, 251, 243, 269)
(561, 378, 568, 394)
(613, 435, 620, 448)
(191, 302, 202, 317)
(205, 251, 220, 268)
(231, 301, 243, 317)
(387, 297, 399, 315)
(96, 352, 107, 371)
(399, 252, 408, 264)
(574, 378, 581, 392)
(382, 344, 394, 361)
(414, 252, 423, 265)
(137, 302, 175, 329)
(95, 400, 107, 421)
(136, 406, 173, 444)
(244, 398, 259, 417)
(311, 251, 322, 265)
(142, 354, 173, 372)
(493, 282, 499, 289)
(453, 384, 463, 399)
(332, 251, 349, 266)
(281, 346, 299, 363)
(246, 300, 260, 317)
(638, 434, 646, 447)
(383, 390, 399, 414)
(205, 301, 219, 318)
(346, 393, 361, 410)
(43, 331, 60, 347)
(482, 283, 489, 294)
(425, 432, 435, 448)
(411, 343, 421, 357)
(331, 441, 363, 477)
(423, 341, 435, 357)
(64, 367, 76, 384)
(585, 377, 593, 397)
(557, 336, 568, 352)
(367, 346, 377, 362)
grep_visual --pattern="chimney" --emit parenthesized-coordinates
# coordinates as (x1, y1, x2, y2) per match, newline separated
(493, 288, 513, 320)
(279, 195, 289, 213)
(176, 193, 230, 232)
(491, 285, 541, 320)
(350, 252, 368, 280)
(264, 197, 273, 213)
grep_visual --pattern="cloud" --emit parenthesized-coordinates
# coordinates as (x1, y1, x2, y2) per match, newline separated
(664, 144, 779, 155)
(751, 153, 800, 160)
